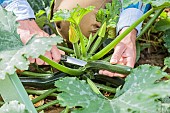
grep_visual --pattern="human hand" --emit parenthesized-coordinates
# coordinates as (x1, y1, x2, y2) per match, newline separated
(99, 27, 137, 77)
(17, 19, 64, 65)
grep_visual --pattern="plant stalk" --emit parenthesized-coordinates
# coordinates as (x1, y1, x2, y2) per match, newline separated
(137, 8, 164, 40)
(57, 45, 74, 54)
(32, 88, 58, 104)
(89, 36, 103, 54)
(36, 100, 59, 111)
(90, 8, 155, 60)
(95, 83, 116, 93)
(73, 42, 80, 58)
(39, 55, 83, 76)
(26, 89, 57, 97)
(19, 71, 51, 77)
(86, 30, 99, 52)
(77, 26, 87, 57)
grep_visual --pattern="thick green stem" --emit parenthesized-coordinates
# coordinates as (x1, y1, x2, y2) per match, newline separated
(0, 73, 37, 113)
(32, 88, 57, 104)
(19, 71, 51, 77)
(77, 26, 87, 57)
(90, 8, 155, 60)
(137, 8, 164, 40)
(39, 55, 83, 76)
(162, 65, 168, 72)
(89, 37, 103, 54)
(26, 89, 57, 97)
(57, 45, 74, 54)
(86, 30, 99, 52)
(36, 100, 59, 111)
(73, 42, 80, 58)
(95, 83, 116, 93)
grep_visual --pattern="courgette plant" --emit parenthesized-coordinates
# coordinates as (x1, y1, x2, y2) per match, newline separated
(0, 7, 62, 113)
(1, 0, 170, 112)
(40, 0, 170, 112)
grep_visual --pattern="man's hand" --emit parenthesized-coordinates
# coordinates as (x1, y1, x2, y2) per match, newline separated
(99, 27, 137, 77)
(17, 19, 63, 65)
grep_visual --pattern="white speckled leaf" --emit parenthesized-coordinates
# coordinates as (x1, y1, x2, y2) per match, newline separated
(55, 65, 170, 113)
(0, 36, 62, 79)
(0, 7, 63, 79)
(0, 101, 30, 113)
(0, 7, 23, 51)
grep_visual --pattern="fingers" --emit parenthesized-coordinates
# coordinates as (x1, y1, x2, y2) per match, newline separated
(51, 46, 61, 63)
(99, 70, 126, 78)
(110, 42, 126, 64)
(28, 57, 35, 63)
(44, 51, 52, 65)
(99, 70, 115, 77)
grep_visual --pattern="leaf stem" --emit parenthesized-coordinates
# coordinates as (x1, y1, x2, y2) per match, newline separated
(18, 71, 51, 77)
(95, 83, 116, 93)
(57, 45, 74, 54)
(86, 30, 99, 52)
(90, 8, 155, 60)
(89, 37, 103, 54)
(73, 42, 80, 58)
(137, 8, 164, 40)
(39, 55, 83, 76)
(36, 100, 59, 111)
(32, 88, 58, 104)
(26, 89, 57, 97)
(77, 26, 87, 57)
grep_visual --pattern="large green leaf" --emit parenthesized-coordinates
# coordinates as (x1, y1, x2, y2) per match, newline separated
(122, 0, 170, 8)
(154, 19, 170, 31)
(55, 65, 170, 113)
(0, 36, 62, 79)
(52, 5, 94, 25)
(0, 7, 23, 51)
(0, 7, 63, 79)
(0, 101, 30, 113)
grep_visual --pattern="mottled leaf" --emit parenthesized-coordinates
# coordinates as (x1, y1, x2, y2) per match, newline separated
(0, 7, 23, 51)
(52, 5, 94, 25)
(55, 65, 170, 113)
(0, 7, 63, 79)
(0, 101, 30, 113)
(0, 36, 62, 79)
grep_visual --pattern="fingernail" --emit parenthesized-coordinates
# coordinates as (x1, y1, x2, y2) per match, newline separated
(110, 59, 117, 63)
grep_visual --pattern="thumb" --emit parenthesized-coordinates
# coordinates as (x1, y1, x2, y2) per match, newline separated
(110, 42, 126, 64)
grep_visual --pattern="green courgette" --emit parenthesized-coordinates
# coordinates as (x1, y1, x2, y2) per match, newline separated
(85, 60, 132, 75)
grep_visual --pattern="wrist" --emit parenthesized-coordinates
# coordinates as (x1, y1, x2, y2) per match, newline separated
(119, 27, 137, 44)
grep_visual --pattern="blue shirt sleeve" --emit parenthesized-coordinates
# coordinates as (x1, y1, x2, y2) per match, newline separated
(1, 0, 35, 21)
(117, 1, 151, 35)
(0, 0, 12, 7)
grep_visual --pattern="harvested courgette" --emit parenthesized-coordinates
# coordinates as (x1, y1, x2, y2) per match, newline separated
(85, 60, 132, 75)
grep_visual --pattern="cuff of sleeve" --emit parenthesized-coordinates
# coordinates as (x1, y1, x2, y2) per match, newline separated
(117, 8, 143, 36)
(5, 0, 35, 21)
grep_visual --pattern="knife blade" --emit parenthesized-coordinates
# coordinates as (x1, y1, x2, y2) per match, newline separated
(61, 55, 87, 66)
